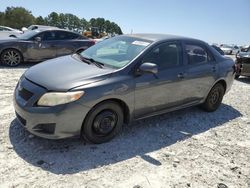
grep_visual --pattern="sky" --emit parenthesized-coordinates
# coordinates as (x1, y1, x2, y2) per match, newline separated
(0, 0, 249, 45)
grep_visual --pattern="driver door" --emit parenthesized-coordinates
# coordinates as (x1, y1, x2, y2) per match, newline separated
(134, 41, 188, 118)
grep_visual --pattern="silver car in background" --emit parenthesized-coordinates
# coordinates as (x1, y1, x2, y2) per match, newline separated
(0, 25, 22, 38)
(220, 44, 240, 55)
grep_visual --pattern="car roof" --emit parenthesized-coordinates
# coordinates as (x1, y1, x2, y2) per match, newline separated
(29, 25, 58, 28)
(125, 33, 204, 43)
(35, 28, 81, 34)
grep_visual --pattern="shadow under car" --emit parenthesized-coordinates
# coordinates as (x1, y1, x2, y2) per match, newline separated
(9, 103, 242, 175)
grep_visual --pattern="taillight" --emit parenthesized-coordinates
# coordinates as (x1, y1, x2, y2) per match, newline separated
(90, 40, 96, 46)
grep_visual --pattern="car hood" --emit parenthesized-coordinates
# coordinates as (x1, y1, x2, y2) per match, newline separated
(25, 55, 115, 91)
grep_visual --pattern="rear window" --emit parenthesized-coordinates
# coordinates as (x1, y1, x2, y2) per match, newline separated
(55, 31, 81, 40)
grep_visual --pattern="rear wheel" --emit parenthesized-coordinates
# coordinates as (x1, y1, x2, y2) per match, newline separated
(1, 49, 22, 67)
(81, 101, 124, 144)
(201, 83, 225, 112)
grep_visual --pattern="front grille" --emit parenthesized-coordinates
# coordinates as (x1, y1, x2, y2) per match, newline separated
(18, 87, 33, 101)
(16, 112, 26, 126)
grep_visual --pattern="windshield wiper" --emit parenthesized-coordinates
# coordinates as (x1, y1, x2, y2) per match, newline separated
(84, 56, 104, 68)
(76, 54, 104, 68)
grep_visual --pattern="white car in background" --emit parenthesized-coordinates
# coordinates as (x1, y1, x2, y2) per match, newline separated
(22, 25, 58, 32)
(0, 25, 22, 38)
(220, 44, 240, 55)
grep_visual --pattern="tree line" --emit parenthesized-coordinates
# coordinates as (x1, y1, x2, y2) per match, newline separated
(0, 7, 123, 34)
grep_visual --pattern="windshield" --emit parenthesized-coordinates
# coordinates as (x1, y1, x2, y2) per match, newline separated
(80, 36, 152, 69)
(17, 30, 41, 40)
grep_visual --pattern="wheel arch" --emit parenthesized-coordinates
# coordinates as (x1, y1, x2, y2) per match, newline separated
(82, 98, 131, 129)
(215, 79, 227, 93)
(204, 79, 227, 101)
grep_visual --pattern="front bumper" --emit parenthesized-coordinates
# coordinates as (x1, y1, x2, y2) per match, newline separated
(235, 58, 250, 77)
(13, 77, 91, 139)
(223, 50, 232, 55)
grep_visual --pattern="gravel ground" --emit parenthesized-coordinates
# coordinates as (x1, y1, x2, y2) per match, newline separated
(0, 57, 250, 188)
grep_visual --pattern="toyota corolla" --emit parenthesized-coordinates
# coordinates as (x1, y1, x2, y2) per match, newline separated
(14, 34, 235, 144)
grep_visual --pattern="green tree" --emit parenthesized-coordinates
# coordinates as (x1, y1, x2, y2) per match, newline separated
(35, 16, 46, 25)
(0, 6, 123, 34)
(80, 18, 88, 30)
(46, 12, 59, 26)
(0, 12, 4, 25)
(3, 7, 35, 29)
(58, 13, 67, 28)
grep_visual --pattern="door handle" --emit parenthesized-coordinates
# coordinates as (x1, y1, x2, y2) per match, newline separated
(212, 66, 216, 72)
(177, 73, 185, 79)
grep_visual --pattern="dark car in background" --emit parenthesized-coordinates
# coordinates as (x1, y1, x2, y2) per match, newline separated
(235, 46, 250, 78)
(14, 34, 235, 144)
(0, 29, 95, 66)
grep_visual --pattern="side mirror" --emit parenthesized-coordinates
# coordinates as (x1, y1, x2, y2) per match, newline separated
(138, 62, 158, 75)
(35, 37, 41, 42)
(21, 27, 28, 32)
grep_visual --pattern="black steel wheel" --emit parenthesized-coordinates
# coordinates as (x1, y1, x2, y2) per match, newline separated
(201, 83, 225, 112)
(1, 49, 22, 67)
(82, 101, 124, 144)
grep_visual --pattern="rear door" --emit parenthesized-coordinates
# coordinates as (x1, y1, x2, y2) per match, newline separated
(182, 42, 218, 101)
(54, 31, 83, 56)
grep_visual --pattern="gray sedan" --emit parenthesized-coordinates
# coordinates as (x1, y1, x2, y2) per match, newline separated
(0, 29, 95, 66)
(14, 34, 235, 144)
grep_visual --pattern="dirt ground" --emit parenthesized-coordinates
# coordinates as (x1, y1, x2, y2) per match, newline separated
(0, 58, 249, 188)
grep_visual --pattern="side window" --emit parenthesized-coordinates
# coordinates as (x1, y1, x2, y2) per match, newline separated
(185, 44, 212, 64)
(143, 42, 182, 69)
(55, 31, 80, 40)
(66, 32, 80, 39)
(40, 31, 56, 41)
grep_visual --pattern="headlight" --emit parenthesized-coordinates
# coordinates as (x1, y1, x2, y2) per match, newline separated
(37, 91, 84, 106)
(236, 53, 241, 58)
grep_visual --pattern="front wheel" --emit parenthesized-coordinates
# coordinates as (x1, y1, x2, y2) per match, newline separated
(1, 49, 23, 67)
(201, 83, 225, 112)
(81, 101, 124, 144)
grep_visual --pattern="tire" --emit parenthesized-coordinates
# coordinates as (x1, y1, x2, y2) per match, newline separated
(201, 83, 225, 112)
(81, 101, 124, 144)
(1, 49, 23, 67)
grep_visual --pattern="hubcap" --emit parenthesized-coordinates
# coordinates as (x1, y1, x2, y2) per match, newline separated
(93, 110, 118, 136)
(3, 50, 21, 66)
(209, 88, 220, 105)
